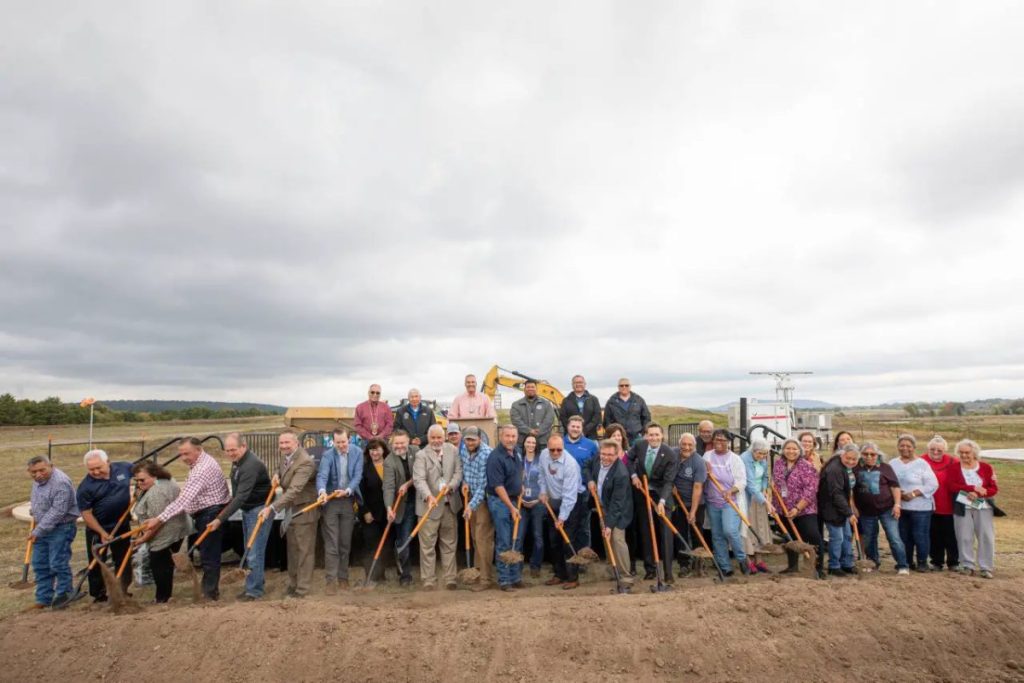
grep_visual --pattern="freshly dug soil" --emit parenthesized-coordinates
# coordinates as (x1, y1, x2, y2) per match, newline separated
(3, 572, 1024, 682)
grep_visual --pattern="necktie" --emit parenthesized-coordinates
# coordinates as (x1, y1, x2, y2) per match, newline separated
(645, 447, 657, 474)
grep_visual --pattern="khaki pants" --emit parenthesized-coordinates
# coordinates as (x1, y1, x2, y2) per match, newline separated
(471, 500, 495, 585)
(419, 505, 457, 587)
(609, 527, 634, 583)
(286, 510, 319, 596)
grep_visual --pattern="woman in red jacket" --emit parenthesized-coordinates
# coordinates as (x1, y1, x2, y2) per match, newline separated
(924, 435, 959, 571)
(951, 439, 998, 578)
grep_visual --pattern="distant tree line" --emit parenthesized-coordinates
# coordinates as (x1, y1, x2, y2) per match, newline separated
(903, 399, 1024, 417)
(0, 394, 279, 426)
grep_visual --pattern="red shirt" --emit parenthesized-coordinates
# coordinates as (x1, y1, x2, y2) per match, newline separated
(924, 453, 959, 515)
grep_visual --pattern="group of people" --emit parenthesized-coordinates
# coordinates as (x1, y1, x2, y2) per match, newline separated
(22, 375, 1003, 609)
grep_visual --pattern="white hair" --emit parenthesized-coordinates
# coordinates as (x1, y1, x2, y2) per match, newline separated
(955, 438, 981, 459)
(679, 432, 697, 445)
(427, 424, 445, 436)
(928, 435, 948, 450)
(750, 437, 770, 453)
(83, 449, 108, 465)
(408, 388, 421, 398)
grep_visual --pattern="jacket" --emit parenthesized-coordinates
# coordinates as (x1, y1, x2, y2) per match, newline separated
(739, 449, 770, 506)
(360, 456, 387, 522)
(510, 396, 556, 444)
(627, 441, 679, 505)
(383, 447, 417, 519)
(274, 448, 318, 515)
(316, 444, 365, 503)
(818, 456, 855, 526)
(603, 393, 651, 439)
(394, 404, 436, 445)
(950, 461, 1000, 516)
(559, 392, 603, 439)
(218, 449, 273, 522)
(587, 457, 633, 529)
(134, 479, 193, 552)
(924, 453, 959, 515)
(412, 443, 464, 519)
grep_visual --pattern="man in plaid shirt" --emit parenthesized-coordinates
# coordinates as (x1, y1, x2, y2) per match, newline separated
(143, 437, 230, 599)
(459, 426, 493, 590)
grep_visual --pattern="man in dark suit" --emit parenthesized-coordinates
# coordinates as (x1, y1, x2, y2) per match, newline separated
(559, 374, 602, 440)
(586, 439, 634, 585)
(627, 423, 679, 581)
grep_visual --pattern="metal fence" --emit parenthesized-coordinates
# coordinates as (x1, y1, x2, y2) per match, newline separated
(666, 422, 701, 445)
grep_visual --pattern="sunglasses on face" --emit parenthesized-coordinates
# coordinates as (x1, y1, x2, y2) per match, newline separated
(619, 384, 630, 388)
(550, 448, 563, 453)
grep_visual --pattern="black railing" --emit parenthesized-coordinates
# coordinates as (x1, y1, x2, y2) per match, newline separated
(132, 435, 225, 467)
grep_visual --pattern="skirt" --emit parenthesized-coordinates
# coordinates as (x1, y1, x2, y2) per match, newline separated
(743, 499, 773, 555)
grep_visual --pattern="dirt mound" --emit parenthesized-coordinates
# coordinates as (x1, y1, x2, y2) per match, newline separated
(3, 572, 1024, 682)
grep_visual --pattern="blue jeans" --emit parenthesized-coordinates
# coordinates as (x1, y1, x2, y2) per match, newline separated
(520, 503, 546, 569)
(32, 521, 76, 606)
(193, 506, 224, 599)
(859, 511, 908, 570)
(826, 521, 854, 570)
(241, 506, 274, 597)
(393, 506, 416, 581)
(707, 505, 746, 573)
(488, 496, 523, 586)
(898, 509, 931, 568)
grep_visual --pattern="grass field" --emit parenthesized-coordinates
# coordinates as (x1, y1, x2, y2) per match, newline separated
(1, 410, 1022, 621)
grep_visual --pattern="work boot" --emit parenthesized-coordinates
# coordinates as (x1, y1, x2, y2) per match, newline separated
(324, 581, 338, 596)
(545, 577, 563, 586)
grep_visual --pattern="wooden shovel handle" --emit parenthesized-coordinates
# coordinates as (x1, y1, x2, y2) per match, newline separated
(770, 482, 804, 543)
(371, 484, 410, 561)
(673, 487, 716, 557)
(116, 543, 134, 579)
(641, 475, 661, 564)
(511, 494, 523, 542)
(462, 486, 471, 551)
(408, 485, 449, 541)
(706, 471, 755, 529)
(588, 489, 616, 567)
(542, 499, 571, 544)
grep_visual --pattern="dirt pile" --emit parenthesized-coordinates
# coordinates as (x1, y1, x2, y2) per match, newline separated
(3, 572, 1024, 682)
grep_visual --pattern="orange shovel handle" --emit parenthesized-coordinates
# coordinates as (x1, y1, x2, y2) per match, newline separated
(542, 499, 571, 544)
(511, 495, 523, 542)
(641, 475, 660, 564)
(589, 488, 616, 567)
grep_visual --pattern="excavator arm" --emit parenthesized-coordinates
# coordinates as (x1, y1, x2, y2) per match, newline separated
(481, 365, 565, 406)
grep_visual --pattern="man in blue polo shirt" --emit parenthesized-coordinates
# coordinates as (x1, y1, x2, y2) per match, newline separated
(77, 449, 133, 602)
(562, 416, 598, 554)
(486, 424, 523, 592)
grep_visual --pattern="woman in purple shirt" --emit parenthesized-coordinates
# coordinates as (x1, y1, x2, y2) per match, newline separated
(773, 438, 823, 577)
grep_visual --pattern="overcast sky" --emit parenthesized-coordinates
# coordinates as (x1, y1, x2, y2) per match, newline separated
(2, 2, 1022, 410)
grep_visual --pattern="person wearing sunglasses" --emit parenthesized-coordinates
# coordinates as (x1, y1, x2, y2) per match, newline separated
(603, 378, 651, 444)
(354, 384, 393, 444)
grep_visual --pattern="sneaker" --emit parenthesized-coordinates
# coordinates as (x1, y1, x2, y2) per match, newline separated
(238, 593, 258, 602)
(841, 567, 856, 575)
(739, 563, 752, 576)
(499, 585, 515, 592)
(928, 565, 944, 572)
(828, 569, 849, 578)
(755, 562, 770, 574)
(643, 570, 657, 580)
(422, 584, 437, 591)
(914, 566, 929, 573)
(980, 570, 993, 579)
(897, 568, 910, 576)
(956, 566, 972, 575)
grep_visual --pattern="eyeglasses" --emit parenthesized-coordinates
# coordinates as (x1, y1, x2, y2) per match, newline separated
(369, 391, 380, 395)
(862, 452, 877, 458)
(549, 448, 563, 453)
(618, 384, 630, 388)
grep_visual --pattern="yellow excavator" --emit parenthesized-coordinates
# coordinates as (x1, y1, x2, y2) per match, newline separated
(481, 366, 565, 408)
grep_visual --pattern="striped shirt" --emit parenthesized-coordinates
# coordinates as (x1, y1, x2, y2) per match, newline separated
(460, 442, 492, 511)
(31, 467, 80, 536)
(158, 451, 230, 522)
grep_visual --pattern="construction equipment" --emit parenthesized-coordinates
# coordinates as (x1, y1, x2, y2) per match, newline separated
(481, 366, 565, 410)
(728, 372, 832, 448)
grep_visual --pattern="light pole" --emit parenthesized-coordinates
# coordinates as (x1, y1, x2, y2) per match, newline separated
(80, 397, 96, 449)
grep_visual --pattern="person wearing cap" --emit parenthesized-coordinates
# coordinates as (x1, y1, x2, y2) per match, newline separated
(449, 374, 496, 419)
(510, 380, 556, 448)
(460, 426, 494, 589)
(446, 422, 462, 450)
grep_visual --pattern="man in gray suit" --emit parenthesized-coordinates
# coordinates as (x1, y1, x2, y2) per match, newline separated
(412, 424, 463, 590)
(260, 431, 317, 598)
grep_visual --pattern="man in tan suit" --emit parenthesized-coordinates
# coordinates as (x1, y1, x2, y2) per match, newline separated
(413, 424, 463, 590)
(260, 431, 317, 598)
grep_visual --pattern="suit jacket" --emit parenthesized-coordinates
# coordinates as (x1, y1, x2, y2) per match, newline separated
(587, 457, 633, 530)
(276, 448, 318, 517)
(315, 445, 364, 503)
(412, 443, 463, 519)
(383, 447, 417, 519)
(627, 442, 680, 504)
(559, 392, 603, 439)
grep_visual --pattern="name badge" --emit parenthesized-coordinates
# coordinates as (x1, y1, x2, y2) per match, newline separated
(524, 487, 533, 498)
(780, 484, 789, 498)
